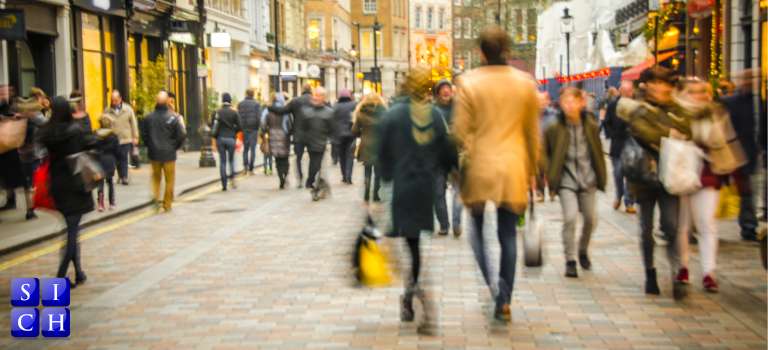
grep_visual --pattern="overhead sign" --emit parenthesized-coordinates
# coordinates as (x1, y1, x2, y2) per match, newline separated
(209, 32, 231, 48)
(0, 10, 25, 41)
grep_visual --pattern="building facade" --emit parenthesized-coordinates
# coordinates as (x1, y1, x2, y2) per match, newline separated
(305, 0, 354, 99)
(410, 0, 453, 82)
(351, 0, 410, 97)
(249, 0, 272, 100)
(204, 0, 251, 104)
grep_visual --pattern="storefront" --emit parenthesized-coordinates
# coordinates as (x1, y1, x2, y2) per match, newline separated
(71, 0, 128, 129)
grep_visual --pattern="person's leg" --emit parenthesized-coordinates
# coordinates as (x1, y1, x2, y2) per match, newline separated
(225, 139, 236, 183)
(577, 190, 597, 265)
(97, 180, 105, 210)
(294, 143, 305, 185)
(150, 161, 162, 206)
(217, 138, 228, 190)
(117, 143, 130, 183)
(691, 188, 720, 277)
(637, 192, 661, 294)
(406, 236, 421, 285)
(107, 177, 115, 207)
(276, 157, 288, 187)
(469, 207, 491, 287)
(372, 167, 381, 201)
(242, 131, 252, 172)
(677, 195, 691, 270)
(307, 151, 323, 189)
(559, 189, 579, 264)
(68, 214, 86, 281)
(735, 171, 758, 239)
(162, 161, 176, 211)
(363, 163, 373, 201)
(495, 207, 518, 308)
(611, 157, 625, 208)
(658, 190, 681, 275)
(451, 181, 463, 236)
(434, 172, 449, 233)
(344, 139, 355, 182)
(401, 235, 421, 324)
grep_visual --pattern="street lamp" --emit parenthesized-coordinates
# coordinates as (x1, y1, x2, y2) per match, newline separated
(648, 0, 660, 66)
(560, 7, 574, 78)
(350, 45, 358, 94)
(372, 19, 382, 93)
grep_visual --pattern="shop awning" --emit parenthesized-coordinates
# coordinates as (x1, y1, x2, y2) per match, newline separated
(620, 51, 677, 81)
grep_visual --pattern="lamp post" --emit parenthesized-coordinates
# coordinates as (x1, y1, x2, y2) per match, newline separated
(560, 7, 574, 79)
(373, 19, 382, 93)
(350, 45, 357, 94)
(274, 0, 282, 92)
(648, 0, 660, 66)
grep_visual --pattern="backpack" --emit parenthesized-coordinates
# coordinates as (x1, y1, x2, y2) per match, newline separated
(620, 136, 660, 186)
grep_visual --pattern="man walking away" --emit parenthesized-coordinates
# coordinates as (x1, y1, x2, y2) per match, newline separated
(432, 79, 461, 236)
(453, 27, 541, 322)
(302, 87, 335, 197)
(269, 84, 313, 187)
(239, 88, 261, 175)
(102, 90, 138, 185)
(543, 87, 606, 278)
(333, 89, 358, 184)
(604, 80, 636, 213)
(212, 93, 243, 191)
(141, 91, 186, 212)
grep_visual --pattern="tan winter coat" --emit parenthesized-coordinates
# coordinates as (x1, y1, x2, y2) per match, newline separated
(453, 65, 541, 214)
(102, 103, 139, 145)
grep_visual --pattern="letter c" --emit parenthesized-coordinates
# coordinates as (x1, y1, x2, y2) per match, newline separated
(17, 313, 34, 332)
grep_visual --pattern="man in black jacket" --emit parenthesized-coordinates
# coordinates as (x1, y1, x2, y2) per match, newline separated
(603, 80, 636, 214)
(269, 84, 313, 187)
(303, 87, 335, 194)
(141, 91, 187, 212)
(332, 89, 357, 184)
(238, 88, 261, 175)
(212, 93, 243, 191)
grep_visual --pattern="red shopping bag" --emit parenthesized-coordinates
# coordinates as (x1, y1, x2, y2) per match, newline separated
(32, 158, 56, 210)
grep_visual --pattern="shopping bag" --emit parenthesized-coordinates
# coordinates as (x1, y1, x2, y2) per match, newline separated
(66, 151, 104, 192)
(659, 137, 704, 195)
(0, 117, 28, 154)
(32, 158, 56, 210)
(715, 184, 740, 219)
(621, 136, 659, 185)
(352, 215, 393, 287)
(523, 192, 543, 267)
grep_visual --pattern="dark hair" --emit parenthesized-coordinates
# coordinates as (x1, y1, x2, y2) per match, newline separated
(69, 90, 83, 99)
(50, 96, 73, 123)
(559, 86, 585, 100)
(639, 66, 677, 85)
(478, 27, 509, 65)
(167, 92, 176, 99)
(246, 88, 255, 98)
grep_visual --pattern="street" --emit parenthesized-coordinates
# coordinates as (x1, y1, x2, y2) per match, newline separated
(0, 157, 765, 349)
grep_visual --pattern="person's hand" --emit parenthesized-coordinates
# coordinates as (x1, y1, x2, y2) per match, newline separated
(133, 138, 139, 145)
(669, 128, 687, 140)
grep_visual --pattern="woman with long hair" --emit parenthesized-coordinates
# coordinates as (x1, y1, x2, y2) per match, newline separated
(261, 92, 292, 189)
(352, 93, 387, 202)
(38, 96, 97, 287)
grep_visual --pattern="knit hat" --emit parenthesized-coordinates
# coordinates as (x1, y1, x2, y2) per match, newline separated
(433, 79, 452, 96)
(222, 92, 232, 104)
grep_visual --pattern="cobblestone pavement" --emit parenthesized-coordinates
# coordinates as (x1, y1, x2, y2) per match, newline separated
(0, 158, 765, 349)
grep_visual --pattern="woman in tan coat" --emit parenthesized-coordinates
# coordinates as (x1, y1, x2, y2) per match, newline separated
(452, 27, 541, 322)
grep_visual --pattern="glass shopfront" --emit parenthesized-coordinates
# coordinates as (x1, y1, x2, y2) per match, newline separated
(79, 11, 117, 128)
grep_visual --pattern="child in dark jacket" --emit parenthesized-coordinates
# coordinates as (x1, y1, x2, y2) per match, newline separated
(96, 116, 120, 211)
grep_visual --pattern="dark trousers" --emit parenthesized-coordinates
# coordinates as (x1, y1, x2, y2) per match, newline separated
(612, 156, 634, 207)
(307, 151, 324, 188)
(217, 137, 236, 189)
(116, 143, 132, 180)
(734, 170, 758, 235)
(243, 130, 258, 172)
(363, 162, 381, 201)
(405, 236, 421, 285)
(338, 137, 355, 182)
(97, 177, 115, 205)
(637, 188, 680, 273)
(470, 207, 518, 305)
(264, 154, 273, 173)
(434, 172, 449, 231)
(57, 214, 84, 279)
(275, 157, 289, 184)
(294, 142, 307, 182)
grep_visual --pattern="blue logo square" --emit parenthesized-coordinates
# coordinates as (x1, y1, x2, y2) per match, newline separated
(10, 278, 39, 307)
(11, 308, 39, 337)
(41, 308, 70, 338)
(41, 278, 69, 307)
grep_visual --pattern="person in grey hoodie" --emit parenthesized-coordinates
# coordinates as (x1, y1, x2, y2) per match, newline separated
(332, 89, 358, 184)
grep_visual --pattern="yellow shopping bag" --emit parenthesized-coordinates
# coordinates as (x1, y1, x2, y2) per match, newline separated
(716, 184, 741, 219)
(359, 238, 393, 287)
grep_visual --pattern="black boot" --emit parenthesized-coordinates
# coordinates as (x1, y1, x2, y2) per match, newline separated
(645, 268, 660, 295)
(415, 287, 437, 335)
(565, 261, 578, 278)
(1, 193, 16, 211)
(400, 286, 415, 322)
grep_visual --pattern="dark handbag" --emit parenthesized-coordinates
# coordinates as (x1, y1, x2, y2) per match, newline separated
(620, 136, 659, 185)
(210, 112, 220, 138)
(66, 151, 104, 192)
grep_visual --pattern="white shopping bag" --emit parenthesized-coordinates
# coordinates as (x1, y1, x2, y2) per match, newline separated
(659, 137, 704, 195)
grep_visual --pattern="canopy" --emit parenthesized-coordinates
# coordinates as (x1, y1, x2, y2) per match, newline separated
(620, 51, 677, 81)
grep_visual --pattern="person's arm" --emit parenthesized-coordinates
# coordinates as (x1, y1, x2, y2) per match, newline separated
(627, 108, 668, 151)
(375, 111, 394, 182)
(451, 77, 474, 152)
(523, 81, 541, 183)
(268, 98, 294, 114)
(140, 117, 149, 149)
(129, 108, 139, 144)
(174, 117, 187, 150)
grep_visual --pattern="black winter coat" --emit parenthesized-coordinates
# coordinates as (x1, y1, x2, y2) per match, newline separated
(38, 122, 96, 216)
(377, 100, 458, 237)
(212, 105, 242, 139)
(265, 111, 291, 158)
(302, 104, 335, 153)
(269, 92, 312, 143)
(603, 97, 630, 158)
(238, 97, 261, 131)
(332, 98, 357, 141)
(96, 131, 120, 177)
(141, 106, 187, 162)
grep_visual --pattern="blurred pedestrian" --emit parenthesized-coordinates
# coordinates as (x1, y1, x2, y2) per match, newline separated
(536, 91, 557, 202)
(14, 88, 50, 220)
(617, 66, 689, 296)
(261, 92, 291, 189)
(432, 79, 462, 236)
(352, 93, 386, 202)
(333, 89, 357, 184)
(102, 90, 138, 185)
(0, 86, 40, 218)
(453, 27, 541, 321)
(721, 70, 760, 241)
(211, 93, 243, 191)
(302, 87, 335, 197)
(95, 115, 120, 211)
(543, 87, 606, 278)
(239, 88, 261, 175)
(38, 96, 98, 288)
(269, 84, 313, 187)
(377, 65, 458, 334)
(68, 90, 92, 132)
(604, 81, 637, 213)
(141, 91, 187, 212)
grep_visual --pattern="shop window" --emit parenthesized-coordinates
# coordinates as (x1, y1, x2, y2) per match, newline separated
(18, 43, 36, 96)
(439, 8, 445, 30)
(360, 29, 382, 58)
(308, 18, 323, 50)
(415, 6, 421, 28)
(454, 18, 461, 38)
(427, 7, 433, 29)
(80, 12, 116, 129)
(168, 43, 189, 119)
(463, 18, 471, 39)
(363, 0, 376, 14)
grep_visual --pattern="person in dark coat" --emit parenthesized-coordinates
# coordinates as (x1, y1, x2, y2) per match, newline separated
(352, 93, 386, 202)
(141, 91, 187, 212)
(261, 92, 292, 189)
(301, 87, 335, 195)
(238, 88, 261, 175)
(333, 89, 358, 184)
(721, 70, 760, 241)
(212, 92, 243, 191)
(95, 115, 120, 211)
(38, 96, 98, 287)
(432, 79, 460, 236)
(603, 80, 637, 213)
(377, 65, 458, 334)
(269, 84, 313, 187)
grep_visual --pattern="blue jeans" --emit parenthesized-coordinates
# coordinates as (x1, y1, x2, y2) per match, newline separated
(263, 154, 273, 173)
(451, 181, 463, 231)
(243, 130, 258, 172)
(470, 207, 518, 305)
(434, 173, 449, 231)
(217, 137, 236, 189)
(611, 156, 634, 207)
